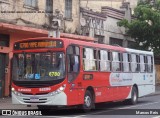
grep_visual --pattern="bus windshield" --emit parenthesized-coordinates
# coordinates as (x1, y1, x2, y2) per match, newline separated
(12, 52, 65, 81)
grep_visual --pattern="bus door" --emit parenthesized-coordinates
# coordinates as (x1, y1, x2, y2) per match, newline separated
(0, 53, 5, 97)
(67, 45, 80, 105)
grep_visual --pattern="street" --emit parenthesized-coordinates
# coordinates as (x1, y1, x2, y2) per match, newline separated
(1, 94, 160, 118)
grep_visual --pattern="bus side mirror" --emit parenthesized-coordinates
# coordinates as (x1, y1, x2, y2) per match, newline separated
(70, 55, 75, 65)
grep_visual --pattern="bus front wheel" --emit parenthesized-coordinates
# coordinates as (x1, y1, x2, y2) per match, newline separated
(82, 90, 93, 112)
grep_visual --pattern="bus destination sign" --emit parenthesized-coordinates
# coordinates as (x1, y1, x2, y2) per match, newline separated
(14, 40, 63, 50)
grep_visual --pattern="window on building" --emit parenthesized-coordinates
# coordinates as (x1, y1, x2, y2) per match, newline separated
(0, 0, 9, 4)
(0, 34, 10, 47)
(24, 0, 38, 8)
(45, 0, 53, 13)
(99, 50, 111, 71)
(65, 0, 72, 19)
(109, 38, 123, 46)
(128, 41, 136, 48)
(112, 52, 121, 71)
(83, 48, 97, 71)
(95, 35, 104, 44)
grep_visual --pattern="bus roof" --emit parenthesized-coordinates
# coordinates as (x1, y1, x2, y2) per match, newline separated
(14, 37, 153, 55)
(62, 38, 126, 52)
(125, 48, 153, 55)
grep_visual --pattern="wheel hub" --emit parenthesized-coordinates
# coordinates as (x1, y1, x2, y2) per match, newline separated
(133, 91, 137, 102)
(85, 96, 91, 107)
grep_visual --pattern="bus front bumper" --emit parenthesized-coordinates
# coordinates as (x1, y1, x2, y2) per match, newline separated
(12, 91, 67, 106)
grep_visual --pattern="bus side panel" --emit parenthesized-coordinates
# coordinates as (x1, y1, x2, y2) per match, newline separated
(94, 87, 107, 103)
(105, 87, 115, 102)
(91, 72, 111, 103)
(89, 72, 130, 103)
(131, 73, 155, 97)
(66, 74, 86, 106)
(108, 72, 132, 101)
(138, 85, 155, 97)
(66, 88, 79, 106)
(118, 86, 132, 100)
(80, 72, 132, 103)
(94, 86, 131, 103)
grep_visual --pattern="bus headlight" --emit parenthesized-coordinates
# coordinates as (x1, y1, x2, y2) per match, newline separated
(11, 87, 15, 91)
(14, 91, 22, 96)
(12, 88, 22, 96)
(49, 84, 66, 96)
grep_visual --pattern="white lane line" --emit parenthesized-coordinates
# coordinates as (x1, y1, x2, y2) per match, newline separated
(35, 115, 84, 118)
(118, 101, 160, 110)
(152, 116, 160, 118)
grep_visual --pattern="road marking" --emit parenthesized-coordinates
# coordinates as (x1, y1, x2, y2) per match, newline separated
(152, 116, 160, 118)
(34, 101, 160, 117)
(81, 101, 160, 116)
(35, 116, 80, 118)
(118, 101, 160, 110)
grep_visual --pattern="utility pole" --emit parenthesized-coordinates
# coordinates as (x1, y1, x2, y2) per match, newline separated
(48, 9, 63, 38)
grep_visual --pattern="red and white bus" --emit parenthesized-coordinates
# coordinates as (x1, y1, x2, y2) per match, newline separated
(11, 36, 155, 111)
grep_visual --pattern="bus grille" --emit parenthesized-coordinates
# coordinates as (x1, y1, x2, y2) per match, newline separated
(23, 98, 47, 103)
(24, 101, 46, 103)
(22, 92, 49, 95)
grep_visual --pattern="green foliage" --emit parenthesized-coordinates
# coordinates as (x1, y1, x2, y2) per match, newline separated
(117, 0, 160, 55)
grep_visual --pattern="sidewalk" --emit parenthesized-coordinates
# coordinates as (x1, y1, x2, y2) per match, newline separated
(0, 97, 37, 109)
(0, 85, 160, 109)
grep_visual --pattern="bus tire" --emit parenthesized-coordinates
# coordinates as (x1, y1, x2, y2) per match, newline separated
(82, 90, 93, 112)
(129, 87, 138, 105)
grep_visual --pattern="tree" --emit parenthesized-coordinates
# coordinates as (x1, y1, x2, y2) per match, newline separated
(117, 0, 160, 55)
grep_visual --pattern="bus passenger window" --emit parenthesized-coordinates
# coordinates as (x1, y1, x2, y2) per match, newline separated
(99, 50, 110, 71)
(144, 56, 148, 72)
(147, 56, 153, 73)
(122, 53, 129, 72)
(136, 55, 140, 71)
(128, 54, 131, 71)
(131, 54, 137, 72)
(112, 52, 121, 72)
(83, 48, 97, 71)
(140, 55, 145, 72)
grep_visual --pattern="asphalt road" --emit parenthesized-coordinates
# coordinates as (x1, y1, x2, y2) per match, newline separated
(1, 94, 160, 118)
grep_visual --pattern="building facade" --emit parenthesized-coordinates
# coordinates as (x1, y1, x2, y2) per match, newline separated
(0, 0, 136, 97)
(102, 6, 134, 47)
(80, 0, 138, 13)
(80, 3, 135, 47)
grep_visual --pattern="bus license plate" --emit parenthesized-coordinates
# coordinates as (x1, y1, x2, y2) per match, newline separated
(30, 97, 39, 101)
